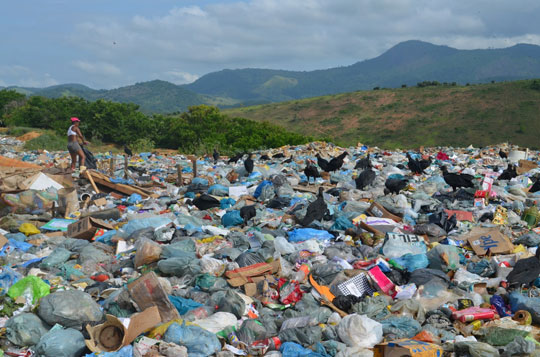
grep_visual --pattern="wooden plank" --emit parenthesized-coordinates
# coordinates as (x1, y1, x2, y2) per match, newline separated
(86, 170, 151, 198)
(84, 170, 100, 194)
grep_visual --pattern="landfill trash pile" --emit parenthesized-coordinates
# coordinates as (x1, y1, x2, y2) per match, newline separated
(2, 136, 540, 356)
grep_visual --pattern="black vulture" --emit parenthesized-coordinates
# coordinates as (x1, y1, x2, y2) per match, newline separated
(441, 166, 474, 191)
(326, 151, 349, 172)
(304, 160, 321, 184)
(355, 167, 376, 190)
(240, 205, 257, 224)
(506, 248, 540, 287)
(316, 154, 329, 172)
(499, 149, 508, 159)
(228, 152, 244, 164)
(213, 149, 220, 163)
(384, 178, 408, 195)
(124, 146, 133, 157)
(191, 194, 221, 210)
(244, 153, 254, 174)
(406, 153, 424, 174)
(355, 153, 370, 170)
(260, 154, 271, 161)
(282, 155, 294, 164)
(497, 165, 517, 181)
(301, 187, 328, 226)
(419, 157, 432, 172)
(273, 153, 285, 158)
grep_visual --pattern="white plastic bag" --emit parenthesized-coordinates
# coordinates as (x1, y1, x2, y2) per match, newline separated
(194, 312, 238, 334)
(274, 236, 296, 255)
(337, 314, 383, 348)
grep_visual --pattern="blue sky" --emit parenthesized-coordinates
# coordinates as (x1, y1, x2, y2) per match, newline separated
(1, 0, 540, 89)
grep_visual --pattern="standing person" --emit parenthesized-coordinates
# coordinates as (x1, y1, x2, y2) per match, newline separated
(67, 117, 89, 172)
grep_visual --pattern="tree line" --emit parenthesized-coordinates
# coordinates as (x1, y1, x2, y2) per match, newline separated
(0, 90, 313, 154)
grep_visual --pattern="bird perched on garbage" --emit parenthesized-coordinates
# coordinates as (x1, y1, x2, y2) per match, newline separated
(530, 177, 540, 193)
(213, 148, 219, 164)
(506, 247, 540, 287)
(259, 154, 271, 161)
(244, 153, 254, 175)
(384, 177, 408, 195)
(282, 155, 294, 164)
(240, 205, 256, 224)
(355, 164, 376, 190)
(406, 153, 424, 174)
(497, 165, 517, 181)
(440, 166, 474, 191)
(355, 153, 370, 170)
(499, 149, 508, 159)
(326, 151, 349, 172)
(316, 154, 329, 172)
(124, 145, 133, 157)
(273, 153, 285, 159)
(304, 159, 320, 184)
(419, 156, 432, 172)
(228, 152, 244, 164)
(301, 187, 328, 226)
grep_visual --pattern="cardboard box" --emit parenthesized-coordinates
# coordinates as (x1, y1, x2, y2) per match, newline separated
(93, 197, 108, 207)
(0, 233, 8, 249)
(367, 202, 402, 222)
(374, 339, 443, 357)
(225, 260, 281, 287)
(127, 272, 180, 324)
(67, 217, 114, 240)
(444, 210, 474, 222)
(465, 227, 514, 255)
(517, 159, 538, 175)
(85, 306, 161, 352)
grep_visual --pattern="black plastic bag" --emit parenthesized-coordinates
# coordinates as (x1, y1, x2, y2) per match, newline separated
(429, 209, 457, 233)
(82, 146, 97, 170)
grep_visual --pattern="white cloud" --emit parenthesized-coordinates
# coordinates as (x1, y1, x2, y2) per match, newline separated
(164, 70, 199, 84)
(0, 65, 58, 87)
(72, 60, 122, 76)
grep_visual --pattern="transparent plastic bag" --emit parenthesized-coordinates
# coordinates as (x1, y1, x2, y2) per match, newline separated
(34, 325, 86, 357)
(337, 314, 382, 348)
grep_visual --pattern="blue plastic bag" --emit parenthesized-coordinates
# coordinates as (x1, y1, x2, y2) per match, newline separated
(208, 184, 229, 196)
(0, 267, 21, 295)
(393, 253, 429, 272)
(222, 210, 244, 227)
(280, 342, 325, 356)
(127, 193, 142, 204)
(169, 295, 203, 315)
(120, 216, 173, 238)
(164, 321, 221, 357)
(254, 180, 273, 198)
(85, 345, 133, 357)
(192, 177, 209, 186)
(330, 216, 354, 231)
(220, 198, 236, 209)
(288, 228, 333, 242)
(509, 292, 540, 324)
(381, 316, 422, 339)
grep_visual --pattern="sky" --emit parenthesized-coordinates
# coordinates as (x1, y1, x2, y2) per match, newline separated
(1, 0, 540, 89)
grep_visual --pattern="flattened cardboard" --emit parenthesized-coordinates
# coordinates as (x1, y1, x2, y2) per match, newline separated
(225, 260, 281, 287)
(367, 202, 402, 222)
(127, 272, 180, 323)
(445, 210, 474, 222)
(466, 227, 514, 255)
(67, 217, 114, 240)
(85, 306, 161, 352)
(0, 233, 8, 249)
(374, 339, 443, 357)
(93, 198, 108, 207)
(517, 159, 538, 175)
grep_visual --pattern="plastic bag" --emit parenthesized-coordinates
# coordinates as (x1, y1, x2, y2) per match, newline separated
(381, 316, 421, 339)
(38, 290, 103, 329)
(213, 289, 246, 318)
(428, 209, 457, 232)
(200, 255, 226, 276)
(193, 311, 237, 334)
(208, 184, 229, 196)
(5, 313, 49, 347)
(502, 336, 535, 357)
(381, 233, 427, 259)
(278, 325, 323, 347)
(237, 319, 267, 344)
(427, 244, 461, 272)
(454, 341, 500, 357)
(275, 236, 296, 255)
(120, 216, 173, 238)
(134, 238, 162, 268)
(222, 210, 244, 227)
(163, 321, 221, 357)
(79, 244, 111, 264)
(158, 257, 202, 277)
(236, 251, 265, 267)
(337, 314, 383, 348)
(7, 275, 50, 304)
(0, 266, 22, 294)
(280, 342, 326, 357)
(19, 223, 40, 236)
(40, 247, 72, 270)
(393, 253, 429, 272)
(34, 325, 85, 357)
(161, 240, 196, 258)
(169, 295, 203, 315)
(288, 228, 333, 243)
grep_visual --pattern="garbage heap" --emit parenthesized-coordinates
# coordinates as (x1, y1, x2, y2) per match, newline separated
(1, 140, 540, 357)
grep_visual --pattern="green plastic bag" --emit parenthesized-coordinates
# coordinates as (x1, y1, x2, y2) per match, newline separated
(7, 276, 50, 304)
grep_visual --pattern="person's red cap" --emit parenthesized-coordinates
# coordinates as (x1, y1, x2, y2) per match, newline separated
(70, 117, 80, 122)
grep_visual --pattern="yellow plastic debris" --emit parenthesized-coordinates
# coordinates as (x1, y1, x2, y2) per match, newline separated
(19, 223, 40, 236)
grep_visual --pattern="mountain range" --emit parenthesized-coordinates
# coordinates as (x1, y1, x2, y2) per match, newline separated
(3, 40, 540, 113)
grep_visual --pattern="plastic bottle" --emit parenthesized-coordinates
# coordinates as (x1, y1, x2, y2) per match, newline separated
(523, 204, 539, 227)
(249, 337, 282, 355)
(292, 263, 310, 283)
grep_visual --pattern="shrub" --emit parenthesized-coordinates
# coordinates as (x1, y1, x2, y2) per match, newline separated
(24, 133, 67, 151)
(128, 138, 155, 153)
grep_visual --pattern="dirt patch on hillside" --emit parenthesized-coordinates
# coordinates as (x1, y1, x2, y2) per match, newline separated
(17, 132, 42, 141)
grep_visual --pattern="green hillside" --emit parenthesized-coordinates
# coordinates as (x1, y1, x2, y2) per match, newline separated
(224, 79, 540, 149)
(186, 41, 540, 103)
